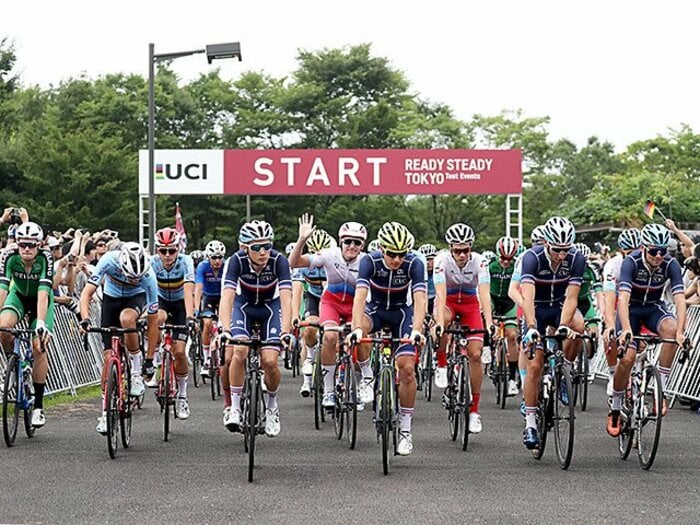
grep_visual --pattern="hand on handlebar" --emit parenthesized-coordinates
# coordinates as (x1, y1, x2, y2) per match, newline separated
(346, 328, 363, 346)
(410, 330, 425, 347)
(557, 325, 576, 339)
(79, 319, 92, 335)
(617, 330, 632, 347)
(522, 326, 540, 346)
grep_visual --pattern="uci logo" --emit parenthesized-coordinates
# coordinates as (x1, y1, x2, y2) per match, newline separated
(156, 163, 208, 180)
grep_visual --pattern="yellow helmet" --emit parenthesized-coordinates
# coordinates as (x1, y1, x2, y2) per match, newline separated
(377, 222, 412, 252)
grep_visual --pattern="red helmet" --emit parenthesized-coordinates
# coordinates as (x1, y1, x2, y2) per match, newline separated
(155, 227, 181, 248)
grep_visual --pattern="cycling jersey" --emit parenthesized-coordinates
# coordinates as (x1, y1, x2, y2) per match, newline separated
(291, 266, 326, 299)
(618, 250, 684, 305)
(520, 245, 585, 306)
(223, 249, 292, 305)
(0, 248, 55, 330)
(488, 258, 514, 299)
(433, 250, 490, 302)
(308, 247, 364, 303)
(578, 262, 602, 301)
(195, 260, 224, 297)
(357, 252, 426, 308)
(603, 253, 624, 293)
(88, 251, 159, 314)
(151, 253, 195, 302)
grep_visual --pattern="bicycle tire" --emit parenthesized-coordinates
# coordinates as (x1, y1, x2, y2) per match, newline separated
(119, 370, 132, 449)
(532, 378, 548, 461)
(425, 335, 434, 402)
(618, 386, 633, 460)
(447, 363, 459, 442)
(580, 348, 589, 412)
(498, 341, 508, 409)
(210, 351, 218, 402)
(460, 357, 471, 451)
(553, 364, 575, 470)
(191, 331, 201, 388)
(2, 354, 20, 447)
(313, 351, 323, 430)
(380, 367, 392, 475)
(638, 365, 663, 470)
(333, 364, 344, 440)
(346, 362, 357, 450)
(162, 352, 171, 442)
(247, 370, 259, 483)
(106, 362, 120, 459)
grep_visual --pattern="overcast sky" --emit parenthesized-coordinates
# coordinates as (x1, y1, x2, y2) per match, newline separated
(3, 1, 698, 150)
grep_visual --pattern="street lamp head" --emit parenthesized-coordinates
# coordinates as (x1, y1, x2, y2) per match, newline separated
(206, 42, 242, 64)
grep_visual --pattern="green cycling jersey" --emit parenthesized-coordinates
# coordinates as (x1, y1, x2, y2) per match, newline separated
(488, 258, 514, 298)
(0, 248, 54, 296)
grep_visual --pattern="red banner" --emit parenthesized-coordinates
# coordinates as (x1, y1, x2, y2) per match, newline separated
(223, 149, 521, 195)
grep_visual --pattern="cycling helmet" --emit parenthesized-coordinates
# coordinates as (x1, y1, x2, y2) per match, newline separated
(641, 223, 670, 247)
(574, 242, 591, 258)
(543, 216, 576, 246)
(306, 229, 333, 252)
(516, 245, 526, 256)
(367, 239, 381, 252)
(406, 232, 415, 251)
(418, 243, 438, 258)
(155, 227, 180, 248)
(444, 223, 475, 245)
(285, 242, 295, 256)
(190, 250, 205, 266)
(482, 250, 496, 262)
(205, 240, 226, 258)
(338, 221, 367, 241)
(377, 222, 412, 252)
(530, 225, 547, 245)
(238, 220, 274, 244)
(496, 236, 519, 259)
(618, 228, 642, 250)
(15, 222, 44, 242)
(119, 242, 150, 279)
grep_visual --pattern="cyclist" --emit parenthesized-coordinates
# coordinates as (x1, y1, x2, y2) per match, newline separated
(601, 228, 642, 397)
(349, 221, 426, 455)
(194, 239, 226, 378)
(520, 217, 585, 449)
(418, 244, 438, 316)
(80, 242, 160, 434)
(220, 220, 292, 437)
(367, 239, 381, 253)
(432, 223, 493, 434)
(292, 229, 332, 397)
(574, 242, 604, 381)
(0, 222, 54, 428)
(489, 236, 520, 396)
(607, 223, 686, 436)
(289, 214, 369, 408)
(190, 250, 205, 270)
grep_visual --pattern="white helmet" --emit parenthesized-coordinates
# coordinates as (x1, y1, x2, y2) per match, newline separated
(641, 223, 671, 247)
(496, 236, 519, 258)
(530, 225, 547, 244)
(285, 242, 295, 256)
(482, 250, 496, 262)
(338, 221, 367, 241)
(418, 243, 438, 258)
(119, 242, 150, 279)
(205, 240, 226, 258)
(445, 223, 475, 245)
(367, 239, 381, 252)
(618, 228, 642, 250)
(574, 242, 591, 258)
(238, 220, 274, 244)
(15, 222, 44, 242)
(543, 217, 576, 246)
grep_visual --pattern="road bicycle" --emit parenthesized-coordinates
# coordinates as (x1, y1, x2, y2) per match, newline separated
(571, 317, 599, 412)
(328, 324, 356, 449)
(157, 323, 189, 442)
(490, 315, 518, 409)
(418, 316, 435, 401)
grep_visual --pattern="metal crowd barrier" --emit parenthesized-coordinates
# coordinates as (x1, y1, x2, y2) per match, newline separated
(0, 301, 104, 397)
(592, 304, 700, 404)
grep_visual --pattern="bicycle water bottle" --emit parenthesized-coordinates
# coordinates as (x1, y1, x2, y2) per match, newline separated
(23, 363, 34, 396)
(542, 373, 551, 400)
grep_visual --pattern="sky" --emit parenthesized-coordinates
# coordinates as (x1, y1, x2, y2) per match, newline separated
(3, 0, 699, 151)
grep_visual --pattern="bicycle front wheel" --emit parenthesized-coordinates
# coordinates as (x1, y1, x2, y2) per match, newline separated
(422, 335, 434, 402)
(312, 351, 323, 429)
(498, 341, 508, 409)
(162, 353, 171, 442)
(106, 362, 120, 459)
(333, 364, 345, 440)
(380, 367, 392, 475)
(459, 357, 472, 451)
(247, 372, 259, 483)
(2, 354, 20, 447)
(637, 365, 663, 470)
(345, 362, 358, 450)
(447, 364, 459, 442)
(553, 365, 575, 470)
(580, 348, 589, 412)
(532, 379, 549, 461)
(618, 386, 633, 460)
(210, 349, 219, 401)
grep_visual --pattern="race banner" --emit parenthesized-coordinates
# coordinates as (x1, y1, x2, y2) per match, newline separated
(140, 149, 521, 195)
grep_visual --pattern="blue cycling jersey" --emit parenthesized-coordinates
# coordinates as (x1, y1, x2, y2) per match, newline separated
(88, 251, 159, 314)
(223, 249, 292, 305)
(291, 267, 326, 298)
(151, 253, 195, 302)
(356, 252, 426, 308)
(195, 260, 224, 297)
(618, 250, 684, 304)
(520, 245, 585, 306)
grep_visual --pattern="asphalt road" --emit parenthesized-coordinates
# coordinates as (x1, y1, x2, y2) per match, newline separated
(0, 366, 698, 525)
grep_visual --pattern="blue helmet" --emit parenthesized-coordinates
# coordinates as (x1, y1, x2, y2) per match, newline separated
(617, 228, 642, 250)
(641, 224, 670, 248)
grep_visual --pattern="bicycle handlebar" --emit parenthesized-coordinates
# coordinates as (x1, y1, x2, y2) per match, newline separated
(354, 337, 412, 345)
(219, 333, 282, 347)
(159, 323, 190, 331)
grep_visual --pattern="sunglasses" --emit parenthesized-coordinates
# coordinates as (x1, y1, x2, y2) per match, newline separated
(342, 239, 363, 247)
(210, 255, 224, 260)
(549, 245, 571, 254)
(18, 242, 37, 250)
(249, 242, 273, 253)
(385, 250, 407, 260)
(646, 246, 667, 257)
(451, 247, 471, 255)
(158, 248, 178, 255)
(499, 256, 513, 262)
(96, 242, 106, 247)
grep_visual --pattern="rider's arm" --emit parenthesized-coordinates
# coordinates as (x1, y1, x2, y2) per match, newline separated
(0, 251, 11, 307)
(37, 289, 49, 325)
(291, 280, 303, 322)
(288, 239, 311, 269)
(409, 256, 427, 329)
(80, 283, 97, 319)
(668, 259, 687, 338)
(412, 291, 427, 332)
(219, 254, 240, 333)
(476, 255, 493, 328)
(432, 252, 447, 327)
(519, 250, 538, 328)
(350, 287, 369, 332)
(276, 253, 293, 334)
(183, 255, 195, 318)
(617, 291, 632, 334)
(560, 251, 585, 327)
(508, 279, 524, 308)
(194, 282, 204, 314)
(603, 290, 617, 332)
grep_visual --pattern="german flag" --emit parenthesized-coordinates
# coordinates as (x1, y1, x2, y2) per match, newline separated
(644, 199, 656, 219)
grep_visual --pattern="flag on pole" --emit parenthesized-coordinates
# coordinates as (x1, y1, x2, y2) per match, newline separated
(643, 199, 656, 219)
(175, 202, 188, 252)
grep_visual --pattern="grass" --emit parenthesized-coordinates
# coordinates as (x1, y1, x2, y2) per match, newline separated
(44, 384, 101, 409)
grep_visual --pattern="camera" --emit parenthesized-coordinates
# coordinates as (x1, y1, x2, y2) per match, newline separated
(9, 208, 22, 226)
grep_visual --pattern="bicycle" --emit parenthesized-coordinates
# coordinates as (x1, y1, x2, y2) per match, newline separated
(285, 321, 303, 378)
(491, 315, 518, 409)
(222, 323, 281, 483)
(418, 316, 436, 402)
(527, 330, 577, 470)
(296, 321, 325, 430)
(84, 326, 142, 459)
(616, 334, 691, 470)
(439, 319, 485, 451)
(571, 317, 599, 412)
(188, 320, 203, 388)
(157, 323, 189, 442)
(328, 324, 356, 449)
(1, 328, 44, 447)
(206, 315, 222, 402)
(353, 330, 411, 475)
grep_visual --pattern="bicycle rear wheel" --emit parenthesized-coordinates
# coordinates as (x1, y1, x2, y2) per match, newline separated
(618, 386, 633, 460)
(553, 365, 575, 470)
(380, 367, 392, 475)
(247, 371, 260, 483)
(333, 363, 345, 440)
(2, 354, 20, 447)
(345, 362, 358, 450)
(162, 352, 171, 442)
(120, 373, 132, 449)
(313, 351, 323, 429)
(422, 335, 434, 402)
(460, 357, 472, 451)
(190, 331, 201, 388)
(106, 362, 120, 459)
(637, 365, 663, 470)
(532, 379, 549, 460)
(498, 341, 508, 409)
(210, 349, 219, 401)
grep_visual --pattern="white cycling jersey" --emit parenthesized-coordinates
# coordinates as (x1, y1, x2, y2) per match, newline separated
(308, 247, 365, 303)
(603, 253, 624, 294)
(433, 249, 489, 302)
